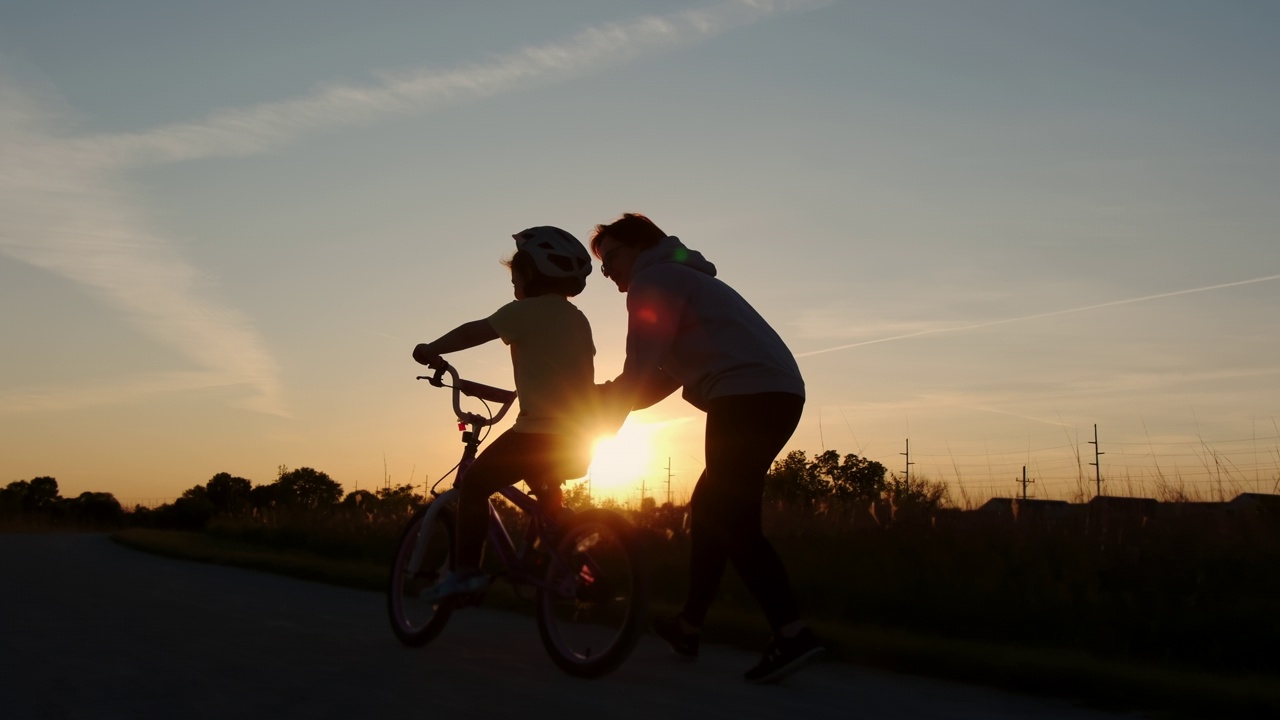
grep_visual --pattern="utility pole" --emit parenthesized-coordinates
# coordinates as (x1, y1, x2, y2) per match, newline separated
(1017, 465, 1034, 500)
(665, 457, 674, 505)
(901, 439, 914, 484)
(1088, 423, 1104, 497)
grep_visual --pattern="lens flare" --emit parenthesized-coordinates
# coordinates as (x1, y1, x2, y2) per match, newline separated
(587, 421, 659, 501)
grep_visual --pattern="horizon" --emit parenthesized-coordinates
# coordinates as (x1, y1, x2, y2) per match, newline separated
(15, 416, 1279, 510)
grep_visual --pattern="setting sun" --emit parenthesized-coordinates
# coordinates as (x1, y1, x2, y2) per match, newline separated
(586, 421, 660, 502)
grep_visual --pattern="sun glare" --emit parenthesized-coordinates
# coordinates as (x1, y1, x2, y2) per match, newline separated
(586, 421, 659, 501)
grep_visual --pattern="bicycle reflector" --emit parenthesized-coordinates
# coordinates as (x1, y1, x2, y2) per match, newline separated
(458, 422, 466, 431)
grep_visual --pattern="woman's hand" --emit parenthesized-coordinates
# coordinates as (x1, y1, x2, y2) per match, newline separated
(595, 381, 632, 437)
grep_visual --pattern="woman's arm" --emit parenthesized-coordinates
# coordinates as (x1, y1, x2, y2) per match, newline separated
(602, 278, 686, 409)
(631, 368, 681, 409)
(600, 366, 680, 417)
(413, 319, 499, 366)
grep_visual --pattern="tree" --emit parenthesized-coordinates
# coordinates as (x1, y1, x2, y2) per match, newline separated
(0, 477, 63, 518)
(340, 484, 424, 520)
(26, 476, 61, 513)
(171, 485, 216, 528)
(562, 479, 593, 511)
(374, 483, 423, 518)
(67, 492, 124, 526)
(0, 480, 30, 516)
(764, 450, 830, 504)
(273, 467, 343, 510)
(762, 449, 893, 507)
(249, 483, 279, 511)
(180, 484, 209, 502)
(884, 473, 950, 512)
(818, 451, 887, 501)
(631, 500, 687, 539)
(342, 489, 378, 512)
(205, 472, 253, 515)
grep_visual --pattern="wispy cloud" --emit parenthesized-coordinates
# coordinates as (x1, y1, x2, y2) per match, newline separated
(0, 77, 285, 415)
(3, 0, 825, 416)
(792, 314, 954, 343)
(796, 274, 1280, 359)
(79, 0, 829, 167)
(0, 371, 242, 415)
(818, 365, 1280, 435)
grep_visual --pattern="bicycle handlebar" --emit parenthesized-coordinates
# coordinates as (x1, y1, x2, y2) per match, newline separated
(418, 362, 517, 428)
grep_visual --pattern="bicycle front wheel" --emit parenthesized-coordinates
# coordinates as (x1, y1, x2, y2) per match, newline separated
(536, 509, 648, 677)
(387, 501, 456, 646)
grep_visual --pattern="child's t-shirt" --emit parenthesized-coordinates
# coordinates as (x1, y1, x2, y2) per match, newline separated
(487, 294, 596, 437)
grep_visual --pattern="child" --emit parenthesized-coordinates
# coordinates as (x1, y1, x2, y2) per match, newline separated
(412, 226, 596, 601)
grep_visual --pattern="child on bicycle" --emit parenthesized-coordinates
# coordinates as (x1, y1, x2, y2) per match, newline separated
(412, 226, 596, 601)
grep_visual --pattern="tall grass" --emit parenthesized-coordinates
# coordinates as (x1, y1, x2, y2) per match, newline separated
(120, 473, 1280, 677)
(618, 483, 1280, 674)
(201, 506, 412, 563)
(754, 493, 1280, 674)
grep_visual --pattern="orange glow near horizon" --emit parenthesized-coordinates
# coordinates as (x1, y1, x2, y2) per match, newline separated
(585, 421, 661, 502)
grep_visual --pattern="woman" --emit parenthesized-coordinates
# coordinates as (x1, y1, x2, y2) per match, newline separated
(592, 212, 822, 684)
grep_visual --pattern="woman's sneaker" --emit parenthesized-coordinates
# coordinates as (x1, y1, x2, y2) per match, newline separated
(653, 614, 700, 658)
(743, 628, 824, 684)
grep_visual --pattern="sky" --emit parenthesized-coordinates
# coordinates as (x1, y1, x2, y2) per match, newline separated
(3, 0, 1279, 507)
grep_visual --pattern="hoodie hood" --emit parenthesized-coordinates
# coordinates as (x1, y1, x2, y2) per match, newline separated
(630, 236, 716, 279)
(617, 233, 803, 409)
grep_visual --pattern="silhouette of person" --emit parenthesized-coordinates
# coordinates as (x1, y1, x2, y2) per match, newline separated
(591, 212, 823, 683)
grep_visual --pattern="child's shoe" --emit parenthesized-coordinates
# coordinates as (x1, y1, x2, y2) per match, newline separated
(423, 570, 489, 604)
(653, 614, 700, 658)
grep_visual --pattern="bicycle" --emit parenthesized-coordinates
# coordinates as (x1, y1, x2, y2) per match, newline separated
(386, 362, 648, 678)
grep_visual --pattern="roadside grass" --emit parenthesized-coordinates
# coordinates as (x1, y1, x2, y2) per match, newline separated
(111, 528, 553, 616)
(113, 528, 388, 590)
(2, 518, 120, 534)
(112, 527, 1279, 719)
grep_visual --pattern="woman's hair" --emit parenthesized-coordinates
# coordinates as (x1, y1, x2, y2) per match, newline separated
(504, 249, 587, 297)
(588, 212, 667, 258)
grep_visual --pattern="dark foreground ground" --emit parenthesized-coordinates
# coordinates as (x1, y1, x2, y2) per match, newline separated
(0, 533, 1147, 720)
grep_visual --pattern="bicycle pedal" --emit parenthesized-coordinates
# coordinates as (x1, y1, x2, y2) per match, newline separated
(523, 553, 549, 574)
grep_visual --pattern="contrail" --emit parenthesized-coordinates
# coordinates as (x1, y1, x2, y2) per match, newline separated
(796, 273, 1280, 358)
(0, 78, 286, 415)
(3, 0, 826, 415)
(79, 0, 830, 167)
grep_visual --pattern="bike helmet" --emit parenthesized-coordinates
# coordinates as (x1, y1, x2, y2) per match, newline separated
(512, 226, 592, 280)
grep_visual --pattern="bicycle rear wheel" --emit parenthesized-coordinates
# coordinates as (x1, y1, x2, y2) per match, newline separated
(387, 501, 457, 646)
(536, 509, 648, 677)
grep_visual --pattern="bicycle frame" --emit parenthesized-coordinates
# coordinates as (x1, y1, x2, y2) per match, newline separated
(406, 363, 562, 590)
(391, 361, 646, 676)
(410, 483, 555, 583)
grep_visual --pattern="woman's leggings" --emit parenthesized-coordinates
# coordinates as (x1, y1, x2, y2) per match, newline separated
(682, 392, 805, 631)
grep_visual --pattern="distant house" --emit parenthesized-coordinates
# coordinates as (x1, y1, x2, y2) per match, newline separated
(1228, 493, 1280, 513)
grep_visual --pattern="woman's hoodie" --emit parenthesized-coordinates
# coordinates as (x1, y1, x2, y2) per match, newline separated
(621, 236, 804, 411)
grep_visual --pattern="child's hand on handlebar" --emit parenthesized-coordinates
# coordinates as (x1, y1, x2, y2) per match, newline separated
(412, 343, 446, 369)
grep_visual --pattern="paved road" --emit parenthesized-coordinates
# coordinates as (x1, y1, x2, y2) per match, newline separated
(0, 534, 1144, 719)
